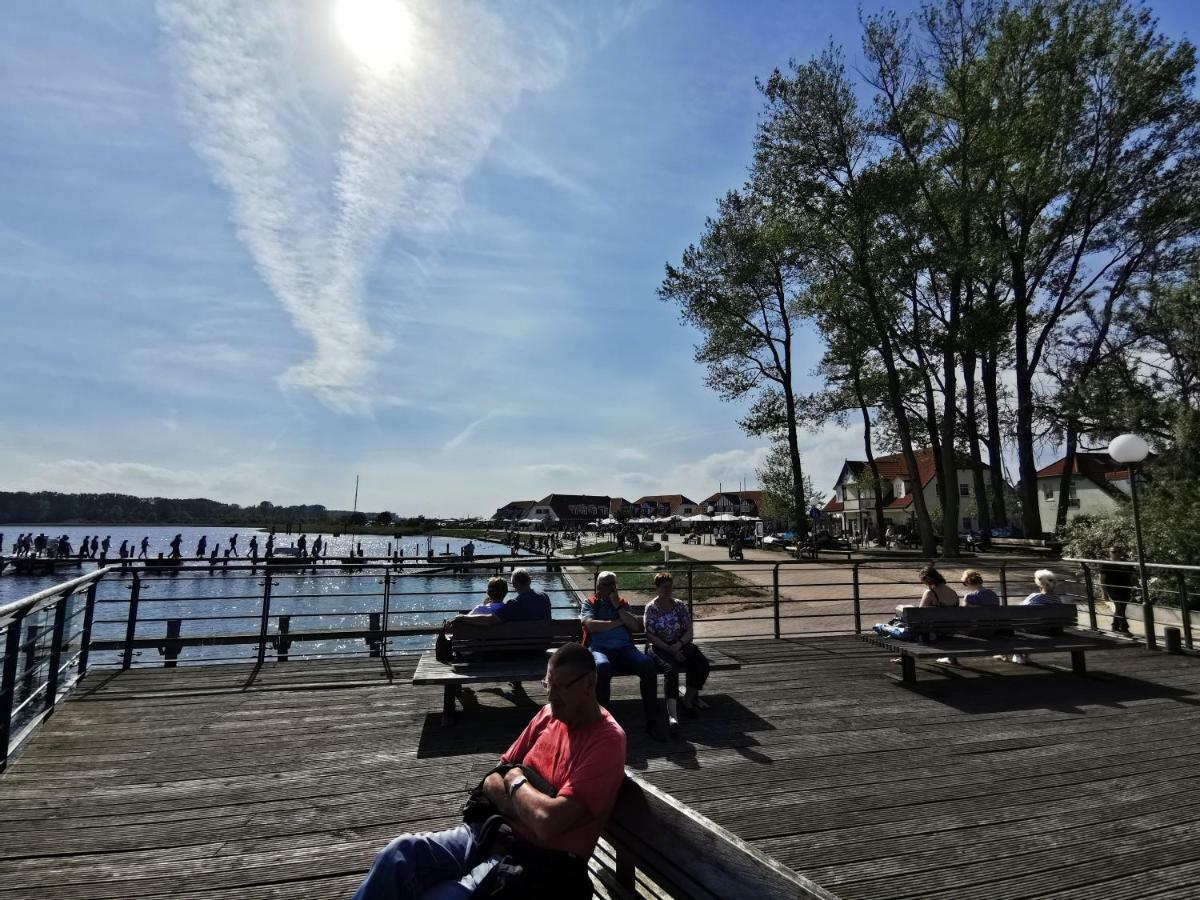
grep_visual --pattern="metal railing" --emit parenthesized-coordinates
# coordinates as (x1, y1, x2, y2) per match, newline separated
(2, 553, 1195, 770)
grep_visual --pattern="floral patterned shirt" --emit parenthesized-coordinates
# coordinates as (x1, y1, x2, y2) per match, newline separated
(644, 599, 691, 645)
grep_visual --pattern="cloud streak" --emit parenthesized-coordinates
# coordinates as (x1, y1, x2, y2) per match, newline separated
(158, 0, 647, 412)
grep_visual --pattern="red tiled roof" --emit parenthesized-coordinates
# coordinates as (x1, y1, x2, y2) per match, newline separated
(823, 497, 844, 512)
(1035, 452, 1146, 483)
(633, 494, 697, 508)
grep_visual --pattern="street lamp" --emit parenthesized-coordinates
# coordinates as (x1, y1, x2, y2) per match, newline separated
(1108, 433, 1154, 649)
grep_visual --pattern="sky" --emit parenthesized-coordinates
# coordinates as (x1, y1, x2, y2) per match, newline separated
(2, 0, 1197, 517)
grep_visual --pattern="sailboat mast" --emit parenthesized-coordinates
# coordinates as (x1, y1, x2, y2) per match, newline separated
(353, 475, 359, 514)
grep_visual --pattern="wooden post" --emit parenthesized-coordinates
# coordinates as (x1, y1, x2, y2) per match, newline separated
(43, 594, 70, 712)
(1164, 627, 1182, 655)
(122, 573, 142, 670)
(1176, 572, 1192, 651)
(276, 615, 292, 662)
(161, 619, 182, 668)
(900, 654, 916, 684)
(0, 611, 26, 772)
(851, 563, 862, 634)
(999, 566, 1009, 606)
(367, 612, 382, 657)
(1070, 649, 1087, 676)
(772, 565, 781, 639)
(1081, 564, 1099, 631)
(686, 566, 694, 619)
(77, 581, 98, 677)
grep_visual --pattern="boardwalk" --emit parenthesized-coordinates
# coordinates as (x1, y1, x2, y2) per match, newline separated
(2, 638, 1199, 899)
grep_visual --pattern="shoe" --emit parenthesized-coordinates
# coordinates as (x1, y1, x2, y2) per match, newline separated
(935, 657, 961, 666)
(992, 654, 1008, 661)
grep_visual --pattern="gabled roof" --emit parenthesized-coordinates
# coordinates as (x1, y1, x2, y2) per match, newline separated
(537, 494, 612, 519)
(1034, 452, 1149, 501)
(833, 449, 987, 490)
(702, 490, 764, 507)
(633, 494, 697, 508)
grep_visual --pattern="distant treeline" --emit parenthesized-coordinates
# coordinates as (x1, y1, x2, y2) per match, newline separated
(0, 491, 340, 526)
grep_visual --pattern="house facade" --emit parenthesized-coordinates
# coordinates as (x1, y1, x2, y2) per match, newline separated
(821, 450, 990, 538)
(1034, 453, 1135, 534)
(492, 500, 534, 522)
(702, 491, 764, 517)
(631, 494, 699, 518)
(528, 494, 613, 528)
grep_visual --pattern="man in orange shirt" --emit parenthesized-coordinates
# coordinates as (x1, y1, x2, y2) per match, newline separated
(353, 643, 625, 899)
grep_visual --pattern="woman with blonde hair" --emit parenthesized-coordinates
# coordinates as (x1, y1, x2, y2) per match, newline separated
(644, 571, 710, 735)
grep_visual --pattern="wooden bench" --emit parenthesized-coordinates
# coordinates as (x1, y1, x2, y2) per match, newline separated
(594, 770, 839, 899)
(862, 604, 1136, 684)
(412, 615, 741, 724)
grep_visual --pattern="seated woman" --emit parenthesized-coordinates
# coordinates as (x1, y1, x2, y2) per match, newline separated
(644, 572, 710, 735)
(998, 570, 1061, 664)
(467, 576, 508, 616)
(961, 570, 1001, 605)
(893, 566, 959, 665)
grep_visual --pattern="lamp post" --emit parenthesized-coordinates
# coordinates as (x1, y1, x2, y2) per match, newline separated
(1108, 433, 1154, 650)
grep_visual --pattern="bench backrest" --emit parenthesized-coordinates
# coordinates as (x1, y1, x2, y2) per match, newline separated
(448, 618, 582, 656)
(603, 772, 840, 900)
(901, 604, 1077, 633)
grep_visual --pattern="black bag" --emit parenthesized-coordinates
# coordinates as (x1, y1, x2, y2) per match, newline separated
(435, 626, 453, 664)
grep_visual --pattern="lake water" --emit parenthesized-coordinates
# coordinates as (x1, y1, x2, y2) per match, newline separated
(1, 524, 576, 666)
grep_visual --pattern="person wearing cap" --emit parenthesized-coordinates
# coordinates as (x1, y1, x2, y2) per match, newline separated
(581, 571, 664, 740)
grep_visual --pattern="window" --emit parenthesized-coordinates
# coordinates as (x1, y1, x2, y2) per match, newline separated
(1043, 487, 1054, 499)
(959, 483, 970, 497)
(962, 517, 972, 530)
(896, 481, 905, 498)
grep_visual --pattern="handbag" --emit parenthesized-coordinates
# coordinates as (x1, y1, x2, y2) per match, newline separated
(435, 626, 453, 664)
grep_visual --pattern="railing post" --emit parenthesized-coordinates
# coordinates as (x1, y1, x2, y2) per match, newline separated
(256, 577, 274, 666)
(852, 563, 862, 634)
(1081, 564, 1099, 631)
(77, 581, 98, 677)
(160, 619, 182, 668)
(1141, 575, 1157, 652)
(999, 565, 1009, 606)
(21, 623, 42, 701)
(367, 612, 382, 657)
(772, 564, 781, 639)
(42, 593, 69, 713)
(122, 573, 142, 669)
(686, 565, 694, 619)
(276, 615, 292, 662)
(1, 610, 27, 772)
(381, 571, 392, 662)
(1176, 572, 1192, 651)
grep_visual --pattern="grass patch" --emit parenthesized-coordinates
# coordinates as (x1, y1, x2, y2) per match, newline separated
(580, 550, 766, 600)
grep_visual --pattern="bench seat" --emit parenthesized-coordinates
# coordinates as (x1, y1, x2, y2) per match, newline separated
(862, 605, 1136, 684)
(413, 615, 741, 723)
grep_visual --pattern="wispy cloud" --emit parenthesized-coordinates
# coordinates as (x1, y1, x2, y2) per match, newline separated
(443, 411, 502, 452)
(157, 0, 646, 413)
(523, 462, 587, 480)
(616, 447, 648, 461)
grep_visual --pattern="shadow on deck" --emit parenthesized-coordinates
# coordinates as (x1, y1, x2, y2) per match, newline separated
(2, 636, 1199, 899)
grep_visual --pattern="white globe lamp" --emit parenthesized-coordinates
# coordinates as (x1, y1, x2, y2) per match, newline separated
(1108, 433, 1153, 647)
(1107, 433, 1149, 465)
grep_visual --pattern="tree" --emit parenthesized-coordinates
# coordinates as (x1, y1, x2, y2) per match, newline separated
(374, 511, 394, 525)
(660, 190, 812, 540)
(756, 438, 822, 529)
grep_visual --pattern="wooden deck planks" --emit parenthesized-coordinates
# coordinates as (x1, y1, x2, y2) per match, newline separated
(2, 637, 1199, 899)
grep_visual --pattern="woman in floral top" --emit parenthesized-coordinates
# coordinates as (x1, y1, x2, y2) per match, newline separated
(644, 571, 711, 736)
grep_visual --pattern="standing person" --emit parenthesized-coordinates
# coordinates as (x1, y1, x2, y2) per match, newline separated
(79, 535, 91, 560)
(248, 534, 259, 561)
(0, 533, 4, 554)
(297, 534, 307, 557)
(34, 533, 48, 556)
(1100, 546, 1134, 635)
(169, 534, 183, 559)
(581, 571, 664, 740)
(138, 536, 150, 559)
(101, 535, 111, 557)
(196, 535, 208, 559)
(352, 643, 624, 900)
(312, 535, 323, 558)
(118, 540, 129, 560)
(56, 535, 70, 557)
(228, 534, 239, 558)
(266, 532, 276, 556)
(643, 572, 710, 736)
(89, 536, 99, 559)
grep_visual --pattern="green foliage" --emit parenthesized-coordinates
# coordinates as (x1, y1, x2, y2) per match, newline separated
(0, 491, 330, 526)
(373, 511, 394, 525)
(757, 439, 821, 528)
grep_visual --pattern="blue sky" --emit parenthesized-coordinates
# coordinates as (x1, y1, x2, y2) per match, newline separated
(2, 1, 1197, 516)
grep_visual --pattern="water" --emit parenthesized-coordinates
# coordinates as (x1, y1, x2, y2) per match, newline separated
(1, 525, 575, 666)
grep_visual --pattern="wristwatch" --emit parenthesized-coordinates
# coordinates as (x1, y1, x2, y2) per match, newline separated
(506, 775, 528, 800)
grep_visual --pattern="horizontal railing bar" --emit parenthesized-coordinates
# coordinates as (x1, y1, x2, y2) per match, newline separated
(0, 567, 117, 624)
(88, 625, 440, 651)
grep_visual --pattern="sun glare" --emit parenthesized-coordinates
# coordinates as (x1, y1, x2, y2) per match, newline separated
(335, 0, 413, 78)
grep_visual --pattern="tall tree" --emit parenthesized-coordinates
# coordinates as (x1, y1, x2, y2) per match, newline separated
(659, 190, 812, 540)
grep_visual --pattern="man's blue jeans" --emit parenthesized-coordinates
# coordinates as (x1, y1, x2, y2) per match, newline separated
(352, 823, 500, 900)
(589, 645, 659, 721)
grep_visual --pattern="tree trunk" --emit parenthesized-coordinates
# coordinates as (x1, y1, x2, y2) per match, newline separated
(781, 335, 808, 543)
(981, 347, 1009, 526)
(1054, 424, 1078, 533)
(854, 369, 887, 542)
(1013, 275, 1045, 539)
(962, 349, 992, 539)
(939, 275, 961, 558)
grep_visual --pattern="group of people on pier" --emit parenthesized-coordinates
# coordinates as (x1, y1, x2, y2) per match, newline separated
(355, 567, 709, 899)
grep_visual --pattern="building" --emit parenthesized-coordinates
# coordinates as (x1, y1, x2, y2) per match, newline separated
(631, 494, 699, 518)
(524, 494, 613, 528)
(702, 491, 764, 517)
(1034, 452, 1141, 534)
(492, 500, 534, 522)
(610, 497, 632, 518)
(822, 449, 991, 538)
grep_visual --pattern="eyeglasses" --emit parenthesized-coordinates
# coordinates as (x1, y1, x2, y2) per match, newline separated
(540, 669, 591, 692)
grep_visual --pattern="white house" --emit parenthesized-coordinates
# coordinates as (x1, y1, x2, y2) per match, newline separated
(822, 449, 992, 538)
(1034, 452, 1136, 533)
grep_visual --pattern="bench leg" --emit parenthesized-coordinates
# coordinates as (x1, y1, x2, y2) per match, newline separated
(1071, 650, 1087, 677)
(442, 685, 458, 726)
(901, 654, 916, 684)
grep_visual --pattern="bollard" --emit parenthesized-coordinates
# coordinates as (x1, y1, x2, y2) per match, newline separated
(275, 615, 292, 662)
(367, 612, 382, 657)
(160, 619, 182, 668)
(1164, 627, 1182, 655)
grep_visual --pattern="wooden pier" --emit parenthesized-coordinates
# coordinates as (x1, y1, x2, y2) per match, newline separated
(1, 637, 1199, 898)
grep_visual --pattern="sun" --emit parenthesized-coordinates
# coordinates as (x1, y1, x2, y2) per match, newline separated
(334, 0, 413, 78)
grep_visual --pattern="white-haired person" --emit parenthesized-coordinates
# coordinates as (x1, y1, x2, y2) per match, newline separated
(997, 569, 1062, 665)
